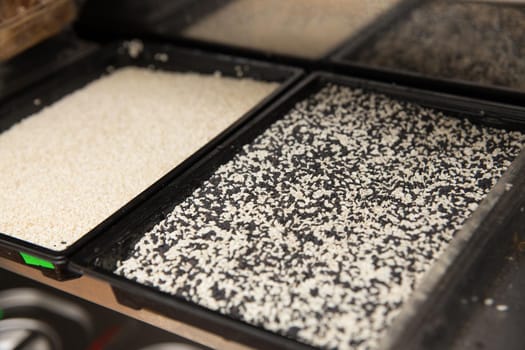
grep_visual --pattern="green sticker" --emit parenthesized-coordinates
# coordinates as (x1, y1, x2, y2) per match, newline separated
(0, 309, 4, 320)
(19, 252, 54, 270)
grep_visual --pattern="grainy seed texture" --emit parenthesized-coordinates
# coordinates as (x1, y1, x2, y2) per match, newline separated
(351, 1, 525, 89)
(182, 0, 400, 58)
(0, 67, 278, 251)
(115, 84, 524, 350)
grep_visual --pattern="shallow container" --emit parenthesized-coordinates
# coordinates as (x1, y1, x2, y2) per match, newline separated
(0, 40, 302, 280)
(77, 0, 407, 67)
(329, 0, 525, 107)
(71, 72, 525, 349)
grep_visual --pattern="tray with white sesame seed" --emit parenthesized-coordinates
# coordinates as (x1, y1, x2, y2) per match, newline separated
(0, 39, 302, 280)
(71, 72, 525, 350)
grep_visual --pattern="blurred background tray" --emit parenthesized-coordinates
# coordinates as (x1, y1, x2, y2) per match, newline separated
(329, 0, 525, 107)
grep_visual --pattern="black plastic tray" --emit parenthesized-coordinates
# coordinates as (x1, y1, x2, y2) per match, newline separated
(71, 72, 525, 349)
(157, 0, 422, 69)
(329, 0, 525, 107)
(0, 40, 302, 280)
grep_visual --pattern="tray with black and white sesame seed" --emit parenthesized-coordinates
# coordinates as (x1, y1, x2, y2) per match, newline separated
(0, 39, 302, 281)
(72, 72, 525, 350)
(330, 0, 525, 108)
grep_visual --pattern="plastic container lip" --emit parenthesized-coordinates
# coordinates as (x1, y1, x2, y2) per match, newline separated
(70, 71, 525, 350)
(0, 39, 303, 280)
(0, 29, 98, 104)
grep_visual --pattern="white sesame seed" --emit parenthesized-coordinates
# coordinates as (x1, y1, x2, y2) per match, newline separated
(496, 304, 509, 312)
(125, 39, 144, 58)
(0, 67, 277, 250)
(153, 52, 169, 62)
